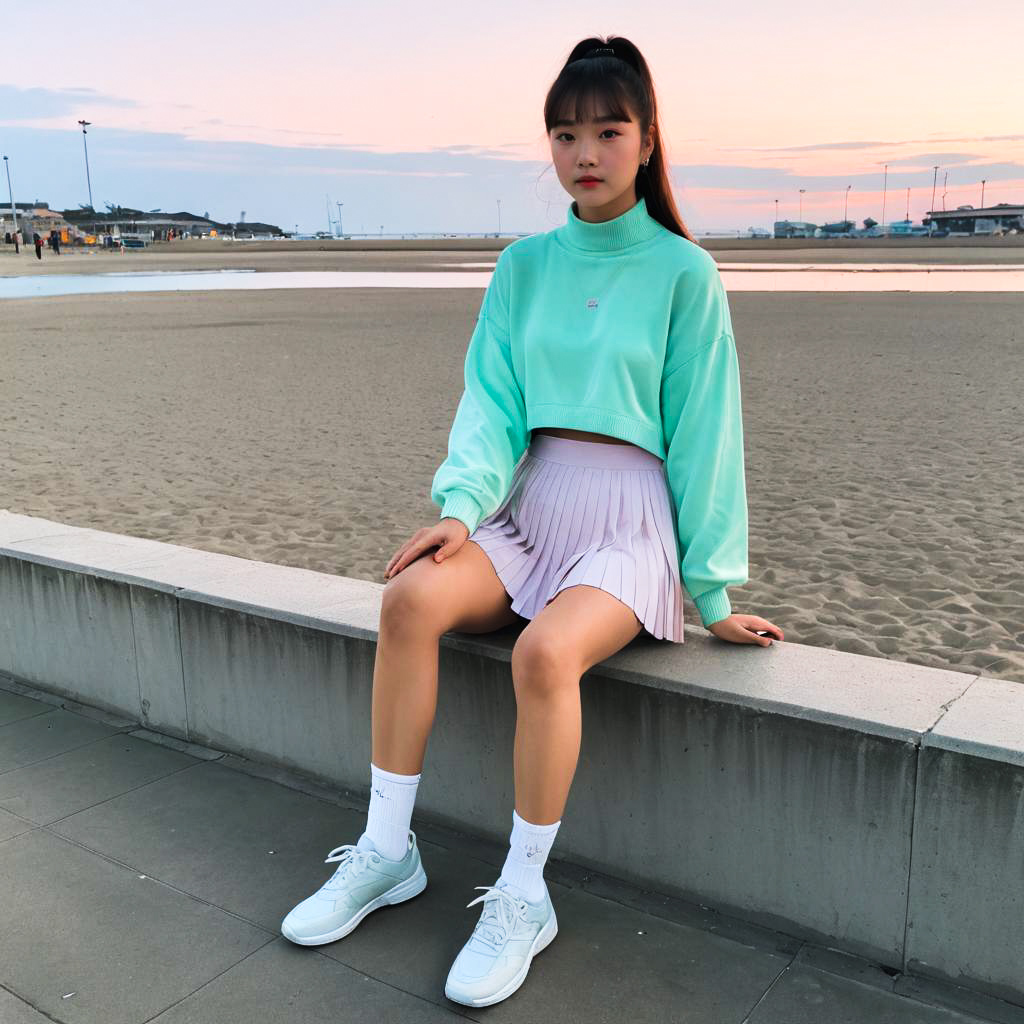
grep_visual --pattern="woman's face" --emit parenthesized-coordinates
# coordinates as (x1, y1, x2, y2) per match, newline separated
(549, 103, 654, 223)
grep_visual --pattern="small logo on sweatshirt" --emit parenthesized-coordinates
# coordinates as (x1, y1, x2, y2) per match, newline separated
(586, 298, 599, 310)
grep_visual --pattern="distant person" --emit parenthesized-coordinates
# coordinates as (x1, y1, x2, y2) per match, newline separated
(33, 232, 42, 260)
(13, 230, 19, 254)
(278, 34, 782, 1012)
(53, 233, 60, 255)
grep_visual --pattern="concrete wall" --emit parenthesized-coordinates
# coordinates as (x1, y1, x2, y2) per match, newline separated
(1, 509, 1021, 1008)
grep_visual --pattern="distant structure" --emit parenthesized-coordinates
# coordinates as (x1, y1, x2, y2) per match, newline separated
(774, 205, 1022, 239)
(0, 201, 72, 244)
(0, 203, 289, 245)
(773, 219, 872, 239)
(923, 204, 1023, 235)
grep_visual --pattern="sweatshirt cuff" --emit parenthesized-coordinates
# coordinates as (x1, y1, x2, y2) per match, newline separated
(694, 587, 732, 628)
(440, 491, 485, 535)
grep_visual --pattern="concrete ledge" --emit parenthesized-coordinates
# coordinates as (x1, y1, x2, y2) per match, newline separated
(1, 509, 1021, 1008)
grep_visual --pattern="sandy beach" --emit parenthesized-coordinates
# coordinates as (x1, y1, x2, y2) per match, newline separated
(1, 243, 1021, 683)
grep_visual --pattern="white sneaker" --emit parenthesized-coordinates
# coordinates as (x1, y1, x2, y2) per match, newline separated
(444, 880, 558, 1007)
(280, 830, 427, 945)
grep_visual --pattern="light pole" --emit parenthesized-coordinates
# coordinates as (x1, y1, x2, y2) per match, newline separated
(2, 155, 17, 242)
(496, 198, 501, 237)
(880, 162, 888, 233)
(980, 179, 986, 208)
(929, 165, 939, 235)
(843, 185, 851, 221)
(798, 188, 805, 221)
(77, 119, 95, 211)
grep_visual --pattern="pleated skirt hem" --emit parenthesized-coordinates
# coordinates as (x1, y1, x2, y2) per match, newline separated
(469, 434, 684, 643)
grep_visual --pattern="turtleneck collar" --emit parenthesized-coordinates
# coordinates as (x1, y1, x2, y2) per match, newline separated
(557, 194, 665, 254)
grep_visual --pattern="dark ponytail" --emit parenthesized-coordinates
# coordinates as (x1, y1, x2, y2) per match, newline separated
(543, 36, 697, 244)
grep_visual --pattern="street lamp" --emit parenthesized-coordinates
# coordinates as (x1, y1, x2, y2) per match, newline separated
(843, 185, 851, 221)
(980, 179, 986, 208)
(2, 155, 17, 241)
(880, 162, 888, 233)
(496, 198, 501, 237)
(77, 119, 95, 212)
(798, 188, 805, 221)
(929, 166, 939, 236)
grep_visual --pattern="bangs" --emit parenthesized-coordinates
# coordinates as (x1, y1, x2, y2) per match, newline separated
(547, 74, 637, 131)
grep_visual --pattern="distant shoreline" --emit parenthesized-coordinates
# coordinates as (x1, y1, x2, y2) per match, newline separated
(3, 234, 1023, 280)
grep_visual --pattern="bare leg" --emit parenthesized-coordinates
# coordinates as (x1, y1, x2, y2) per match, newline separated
(512, 665, 582, 825)
(511, 585, 645, 825)
(371, 614, 440, 776)
(372, 540, 522, 775)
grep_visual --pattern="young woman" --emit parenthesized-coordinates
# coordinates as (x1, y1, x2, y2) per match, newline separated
(281, 35, 784, 1008)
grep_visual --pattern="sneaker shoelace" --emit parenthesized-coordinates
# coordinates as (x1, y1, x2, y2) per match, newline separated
(465, 885, 529, 950)
(321, 844, 381, 891)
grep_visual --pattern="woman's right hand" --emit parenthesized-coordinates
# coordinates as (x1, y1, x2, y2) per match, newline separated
(385, 518, 470, 579)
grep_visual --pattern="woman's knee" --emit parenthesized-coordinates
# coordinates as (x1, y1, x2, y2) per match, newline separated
(511, 628, 579, 698)
(380, 565, 448, 634)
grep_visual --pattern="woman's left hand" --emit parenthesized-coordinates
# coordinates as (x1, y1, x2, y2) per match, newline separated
(707, 614, 784, 646)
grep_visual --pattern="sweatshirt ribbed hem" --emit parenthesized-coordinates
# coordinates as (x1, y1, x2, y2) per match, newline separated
(694, 587, 731, 628)
(527, 405, 665, 460)
(440, 491, 484, 534)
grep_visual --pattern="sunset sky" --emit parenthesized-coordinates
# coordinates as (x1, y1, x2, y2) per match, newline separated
(2, 0, 1021, 235)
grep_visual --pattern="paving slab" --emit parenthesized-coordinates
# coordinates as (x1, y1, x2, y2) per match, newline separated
(0, 987, 54, 1024)
(147, 937, 469, 1022)
(0, 708, 120, 772)
(0, 806, 35, 842)
(0, 731, 200, 824)
(0, 688, 52, 727)
(747, 958, 996, 1022)
(0, 828, 273, 1024)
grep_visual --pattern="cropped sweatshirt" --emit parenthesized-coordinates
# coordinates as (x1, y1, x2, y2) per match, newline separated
(430, 194, 748, 629)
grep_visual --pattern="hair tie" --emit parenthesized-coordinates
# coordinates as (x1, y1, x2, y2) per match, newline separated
(584, 47, 617, 59)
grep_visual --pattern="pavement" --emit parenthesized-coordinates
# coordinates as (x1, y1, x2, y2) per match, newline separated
(1, 673, 1020, 1024)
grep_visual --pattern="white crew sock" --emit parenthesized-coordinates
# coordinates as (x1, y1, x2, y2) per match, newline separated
(496, 808, 561, 903)
(361, 761, 421, 861)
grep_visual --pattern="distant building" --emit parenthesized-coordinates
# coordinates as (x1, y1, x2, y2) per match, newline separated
(0, 201, 73, 242)
(888, 219, 932, 237)
(773, 220, 817, 238)
(63, 207, 226, 241)
(820, 220, 855, 237)
(924, 204, 1023, 235)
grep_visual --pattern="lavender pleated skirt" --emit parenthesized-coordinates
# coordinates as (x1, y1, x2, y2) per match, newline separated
(468, 433, 684, 643)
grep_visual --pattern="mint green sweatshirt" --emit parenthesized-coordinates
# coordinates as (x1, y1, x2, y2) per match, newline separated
(430, 195, 748, 629)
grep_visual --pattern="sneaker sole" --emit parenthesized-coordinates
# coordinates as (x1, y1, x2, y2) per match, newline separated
(444, 909, 558, 1007)
(281, 861, 427, 946)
